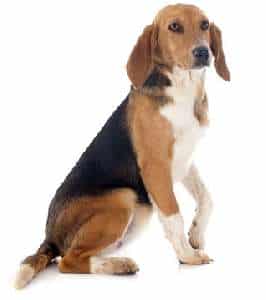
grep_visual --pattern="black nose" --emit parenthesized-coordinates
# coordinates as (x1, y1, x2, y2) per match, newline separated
(193, 46, 209, 61)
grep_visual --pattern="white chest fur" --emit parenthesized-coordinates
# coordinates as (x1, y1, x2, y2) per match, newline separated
(160, 68, 207, 182)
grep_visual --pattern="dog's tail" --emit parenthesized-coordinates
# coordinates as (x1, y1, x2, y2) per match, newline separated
(14, 240, 58, 289)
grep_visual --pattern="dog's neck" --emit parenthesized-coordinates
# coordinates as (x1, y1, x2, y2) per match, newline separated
(132, 65, 208, 125)
(136, 65, 207, 117)
(170, 66, 206, 87)
(165, 66, 206, 104)
(141, 65, 205, 96)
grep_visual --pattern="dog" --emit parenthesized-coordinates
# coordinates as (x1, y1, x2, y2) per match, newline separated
(14, 3, 230, 289)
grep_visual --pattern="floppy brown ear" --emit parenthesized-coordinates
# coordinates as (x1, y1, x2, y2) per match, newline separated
(210, 23, 230, 81)
(127, 24, 157, 88)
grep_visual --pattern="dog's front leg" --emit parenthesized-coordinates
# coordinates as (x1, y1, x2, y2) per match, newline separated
(140, 161, 212, 265)
(182, 164, 213, 250)
(131, 101, 212, 264)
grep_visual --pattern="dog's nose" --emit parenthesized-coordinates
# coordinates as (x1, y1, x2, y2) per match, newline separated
(193, 46, 209, 61)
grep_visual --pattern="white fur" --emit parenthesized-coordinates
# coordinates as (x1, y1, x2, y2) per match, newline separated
(90, 257, 108, 274)
(14, 264, 35, 289)
(90, 257, 138, 274)
(183, 165, 213, 249)
(160, 67, 207, 182)
(151, 197, 211, 263)
(152, 68, 212, 263)
(190, 188, 213, 249)
(158, 211, 196, 259)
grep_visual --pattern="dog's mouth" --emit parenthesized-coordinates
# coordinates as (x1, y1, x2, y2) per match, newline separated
(175, 58, 211, 71)
(192, 59, 210, 69)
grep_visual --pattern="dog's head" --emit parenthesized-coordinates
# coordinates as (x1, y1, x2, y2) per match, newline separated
(127, 4, 230, 88)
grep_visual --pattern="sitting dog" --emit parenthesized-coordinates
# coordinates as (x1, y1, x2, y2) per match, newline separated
(15, 3, 230, 289)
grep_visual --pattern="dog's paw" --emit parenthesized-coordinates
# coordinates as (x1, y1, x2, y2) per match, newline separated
(90, 257, 139, 275)
(179, 250, 213, 265)
(188, 223, 204, 250)
(111, 258, 139, 275)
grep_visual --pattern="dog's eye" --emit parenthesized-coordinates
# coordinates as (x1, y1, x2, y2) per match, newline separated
(200, 20, 209, 31)
(168, 22, 184, 33)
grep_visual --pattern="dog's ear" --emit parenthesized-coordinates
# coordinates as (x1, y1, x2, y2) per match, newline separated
(210, 23, 230, 81)
(127, 24, 158, 88)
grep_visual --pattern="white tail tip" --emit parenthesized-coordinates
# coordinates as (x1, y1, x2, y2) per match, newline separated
(14, 264, 35, 289)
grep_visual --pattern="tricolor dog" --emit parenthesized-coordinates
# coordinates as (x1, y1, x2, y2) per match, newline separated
(15, 4, 230, 289)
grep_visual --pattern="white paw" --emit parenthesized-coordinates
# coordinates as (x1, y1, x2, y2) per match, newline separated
(179, 249, 213, 265)
(188, 223, 205, 249)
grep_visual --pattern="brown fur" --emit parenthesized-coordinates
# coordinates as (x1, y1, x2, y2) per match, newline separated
(56, 4, 221, 272)
(127, 25, 158, 88)
(88, 257, 139, 275)
(21, 242, 55, 275)
(127, 4, 230, 87)
(210, 23, 230, 81)
(194, 83, 209, 126)
(127, 90, 178, 216)
(15, 5, 230, 288)
(54, 3, 228, 272)
(57, 188, 137, 273)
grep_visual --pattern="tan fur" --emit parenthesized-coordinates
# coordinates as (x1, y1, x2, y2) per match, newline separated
(14, 242, 56, 289)
(195, 74, 209, 126)
(15, 5, 229, 288)
(90, 257, 139, 275)
(51, 189, 133, 254)
(125, 4, 225, 264)
(195, 93, 209, 126)
(210, 23, 230, 81)
(154, 5, 210, 68)
(127, 4, 230, 87)
(127, 25, 158, 88)
(57, 188, 137, 273)
(127, 90, 178, 216)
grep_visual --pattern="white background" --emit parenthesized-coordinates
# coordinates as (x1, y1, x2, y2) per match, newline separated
(0, 0, 265, 299)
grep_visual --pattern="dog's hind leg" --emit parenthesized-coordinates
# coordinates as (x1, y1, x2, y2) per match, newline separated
(58, 188, 139, 275)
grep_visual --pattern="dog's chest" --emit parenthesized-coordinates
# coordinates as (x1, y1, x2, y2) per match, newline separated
(160, 80, 207, 181)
